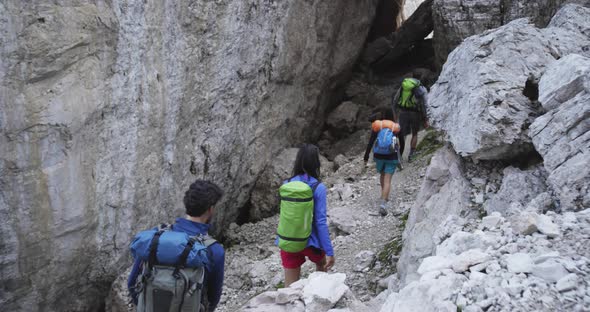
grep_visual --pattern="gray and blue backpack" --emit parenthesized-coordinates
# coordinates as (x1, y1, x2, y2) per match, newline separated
(130, 224, 216, 312)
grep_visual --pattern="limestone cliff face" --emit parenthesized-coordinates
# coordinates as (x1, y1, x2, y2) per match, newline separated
(397, 3, 590, 288)
(432, 0, 590, 66)
(0, 1, 378, 310)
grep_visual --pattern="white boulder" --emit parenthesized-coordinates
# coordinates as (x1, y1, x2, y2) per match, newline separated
(505, 253, 534, 273)
(451, 249, 491, 273)
(417, 256, 453, 275)
(531, 259, 569, 283)
(353, 251, 376, 272)
(481, 213, 503, 230)
(535, 214, 560, 238)
(530, 54, 590, 212)
(303, 272, 349, 312)
(556, 274, 580, 292)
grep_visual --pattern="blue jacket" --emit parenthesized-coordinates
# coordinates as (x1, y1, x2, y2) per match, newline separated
(128, 218, 225, 311)
(276, 174, 334, 257)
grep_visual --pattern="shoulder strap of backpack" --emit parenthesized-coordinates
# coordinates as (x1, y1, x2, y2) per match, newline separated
(172, 234, 218, 275)
(190, 234, 218, 247)
(176, 236, 198, 271)
(148, 228, 168, 269)
(204, 237, 217, 247)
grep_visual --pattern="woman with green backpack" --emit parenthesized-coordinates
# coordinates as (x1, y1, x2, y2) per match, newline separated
(276, 144, 335, 287)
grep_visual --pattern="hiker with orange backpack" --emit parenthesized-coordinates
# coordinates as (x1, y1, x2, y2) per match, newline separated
(364, 110, 401, 217)
(276, 144, 335, 287)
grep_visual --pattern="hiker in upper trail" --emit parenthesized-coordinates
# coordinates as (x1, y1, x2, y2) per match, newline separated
(127, 180, 225, 312)
(276, 143, 335, 287)
(392, 72, 429, 162)
(364, 110, 401, 217)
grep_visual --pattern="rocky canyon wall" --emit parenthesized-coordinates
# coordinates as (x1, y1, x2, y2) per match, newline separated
(398, 3, 590, 287)
(433, 0, 590, 67)
(0, 0, 379, 310)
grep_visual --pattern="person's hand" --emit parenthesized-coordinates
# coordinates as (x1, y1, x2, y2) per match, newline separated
(324, 256, 335, 271)
(362, 160, 370, 172)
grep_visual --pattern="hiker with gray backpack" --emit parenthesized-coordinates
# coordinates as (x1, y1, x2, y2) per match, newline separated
(276, 144, 335, 287)
(392, 72, 429, 162)
(128, 180, 225, 312)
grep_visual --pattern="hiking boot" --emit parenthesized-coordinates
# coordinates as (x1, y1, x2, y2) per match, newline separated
(379, 200, 388, 217)
(370, 200, 388, 216)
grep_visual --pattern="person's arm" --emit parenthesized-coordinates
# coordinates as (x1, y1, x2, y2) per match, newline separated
(364, 131, 377, 162)
(127, 258, 143, 304)
(207, 244, 225, 311)
(416, 86, 428, 121)
(313, 184, 334, 257)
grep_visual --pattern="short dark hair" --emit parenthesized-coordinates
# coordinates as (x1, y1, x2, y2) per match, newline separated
(183, 180, 224, 217)
(292, 143, 321, 180)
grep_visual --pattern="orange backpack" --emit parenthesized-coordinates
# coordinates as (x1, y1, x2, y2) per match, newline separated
(371, 120, 400, 134)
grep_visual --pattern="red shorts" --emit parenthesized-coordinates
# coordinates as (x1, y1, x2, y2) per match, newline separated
(280, 247, 326, 269)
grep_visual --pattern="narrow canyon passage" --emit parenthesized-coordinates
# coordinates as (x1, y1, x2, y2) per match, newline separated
(217, 132, 435, 311)
(3, 1, 590, 311)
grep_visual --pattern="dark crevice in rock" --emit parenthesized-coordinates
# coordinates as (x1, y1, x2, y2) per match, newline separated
(369, 0, 434, 70)
(373, 39, 436, 78)
(502, 148, 544, 170)
(200, 145, 209, 175)
(236, 199, 253, 226)
(523, 77, 539, 102)
(368, 0, 404, 41)
(189, 157, 197, 175)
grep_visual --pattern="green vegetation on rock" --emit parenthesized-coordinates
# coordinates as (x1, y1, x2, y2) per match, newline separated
(400, 211, 410, 231)
(275, 281, 284, 289)
(416, 129, 444, 159)
(377, 237, 403, 266)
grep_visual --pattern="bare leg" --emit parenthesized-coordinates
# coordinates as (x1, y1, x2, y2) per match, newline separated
(399, 134, 406, 157)
(382, 173, 393, 201)
(284, 267, 301, 287)
(380, 173, 385, 190)
(410, 132, 419, 151)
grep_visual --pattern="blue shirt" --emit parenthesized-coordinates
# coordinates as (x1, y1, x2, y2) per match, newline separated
(127, 218, 225, 311)
(276, 174, 334, 257)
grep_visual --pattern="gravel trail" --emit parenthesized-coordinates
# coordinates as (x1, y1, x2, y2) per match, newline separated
(218, 133, 434, 311)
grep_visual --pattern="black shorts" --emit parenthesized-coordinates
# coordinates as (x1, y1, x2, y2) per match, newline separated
(399, 110, 422, 137)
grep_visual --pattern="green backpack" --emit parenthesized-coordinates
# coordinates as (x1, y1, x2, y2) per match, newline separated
(277, 180, 319, 253)
(399, 78, 421, 109)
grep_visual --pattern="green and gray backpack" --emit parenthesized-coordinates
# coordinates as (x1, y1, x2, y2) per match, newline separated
(277, 179, 319, 253)
(399, 78, 421, 109)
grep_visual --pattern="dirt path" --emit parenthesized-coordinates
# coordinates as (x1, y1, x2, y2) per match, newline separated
(217, 131, 437, 311)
